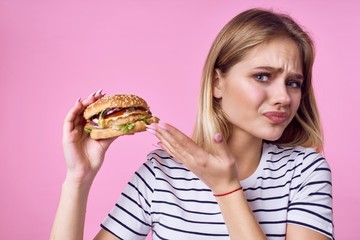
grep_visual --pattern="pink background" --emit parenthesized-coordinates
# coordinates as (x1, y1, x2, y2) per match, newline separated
(1, 0, 359, 239)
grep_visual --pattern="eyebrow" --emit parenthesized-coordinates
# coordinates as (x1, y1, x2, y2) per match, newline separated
(254, 66, 304, 80)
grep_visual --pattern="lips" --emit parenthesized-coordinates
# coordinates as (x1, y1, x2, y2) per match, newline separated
(263, 111, 289, 124)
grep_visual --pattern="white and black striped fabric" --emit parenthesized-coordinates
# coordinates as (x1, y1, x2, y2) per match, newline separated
(101, 143, 334, 239)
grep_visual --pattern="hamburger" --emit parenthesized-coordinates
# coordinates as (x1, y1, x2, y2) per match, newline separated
(83, 94, 159, 139)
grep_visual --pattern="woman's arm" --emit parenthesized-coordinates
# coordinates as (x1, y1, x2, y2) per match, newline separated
(51, 178, 92, 240)
(50, 90, 117, 240)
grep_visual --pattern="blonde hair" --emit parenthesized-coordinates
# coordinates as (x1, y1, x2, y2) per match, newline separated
(192, 8, 323, 153)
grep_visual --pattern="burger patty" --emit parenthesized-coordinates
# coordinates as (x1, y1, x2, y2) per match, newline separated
(85, 111, 153, 130)
(106, 113, 150, 127)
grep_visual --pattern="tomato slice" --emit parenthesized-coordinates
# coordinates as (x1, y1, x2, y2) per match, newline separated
(104, 109, 127, 119)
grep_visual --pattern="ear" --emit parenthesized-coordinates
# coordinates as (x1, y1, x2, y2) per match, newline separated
(213, 68, 224, 99)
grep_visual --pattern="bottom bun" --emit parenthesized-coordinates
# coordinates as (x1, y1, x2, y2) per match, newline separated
(89, 117, 159, 139)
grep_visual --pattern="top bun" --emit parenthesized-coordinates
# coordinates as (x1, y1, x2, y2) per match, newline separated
(83, 94, 149, 120)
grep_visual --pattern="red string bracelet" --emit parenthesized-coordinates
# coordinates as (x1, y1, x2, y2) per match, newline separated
(213, 186, 243, 197)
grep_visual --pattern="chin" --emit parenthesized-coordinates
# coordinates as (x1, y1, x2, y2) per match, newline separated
(259, 129, 285, 142)
(263, 136, 282, 141)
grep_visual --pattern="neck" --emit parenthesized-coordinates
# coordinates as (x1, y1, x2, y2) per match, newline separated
(227, 133, 263, 180)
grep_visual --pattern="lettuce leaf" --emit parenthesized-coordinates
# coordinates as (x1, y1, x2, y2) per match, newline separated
(84, 128, 92, 133)
(119, 123, 135, 132)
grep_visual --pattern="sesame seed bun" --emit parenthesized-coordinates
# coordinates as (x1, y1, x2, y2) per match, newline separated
(83, 94, 149, 120)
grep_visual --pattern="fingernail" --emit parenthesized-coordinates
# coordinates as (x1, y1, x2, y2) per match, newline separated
(146, 128, 156, 135)
(76, 97, 81, 104)
(146, 124, 156, 130)
(214, 133, 223, 143)
(157, 142, 164, 149)
(152, 143, 161, 148)
(96, 89, 103, 95)
(157, 123, 167, 130)
(88, 91, 96, 98)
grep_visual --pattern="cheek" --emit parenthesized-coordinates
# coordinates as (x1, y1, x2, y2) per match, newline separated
(222, 83, 266, 117)
(292, 93, 302, 112)
(288, 93, 302, 121)
(233, 83, 266, 107)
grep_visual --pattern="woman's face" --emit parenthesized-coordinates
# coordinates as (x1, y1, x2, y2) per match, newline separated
(214, 37, 303, 142)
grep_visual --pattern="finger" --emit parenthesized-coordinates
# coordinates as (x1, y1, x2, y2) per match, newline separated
(147, 123, 184, 161)
(98, 136, 118, 151)
(94, 89, 105, 98)
(155, 123, 202, 166)
(63, 97, 84, 133)
(146, 127, 170, 151)
(81, 89, 106, 107)
(212, 133, 231, 159)
(149, 125, 179, 158)
(157, 141, 177, 159)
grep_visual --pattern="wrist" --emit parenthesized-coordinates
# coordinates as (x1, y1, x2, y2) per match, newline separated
(63, 174, 94, 192)
(211, 181, 242, 196)
(213, 186, 243, 197)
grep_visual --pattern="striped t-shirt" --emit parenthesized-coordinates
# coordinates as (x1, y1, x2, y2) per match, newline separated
(101, 143, 334, 239)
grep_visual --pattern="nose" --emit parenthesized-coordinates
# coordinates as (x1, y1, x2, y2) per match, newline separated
(270, 83, 291, 107)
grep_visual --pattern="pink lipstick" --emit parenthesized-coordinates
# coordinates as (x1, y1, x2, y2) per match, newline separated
(263, 111, 289, 124)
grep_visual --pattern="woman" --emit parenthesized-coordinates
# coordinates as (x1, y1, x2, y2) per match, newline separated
(51, 8, 334, 240)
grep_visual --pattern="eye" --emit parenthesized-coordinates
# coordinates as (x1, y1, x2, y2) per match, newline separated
(286, 80, 303, 89)
(255, 73, 270, 82)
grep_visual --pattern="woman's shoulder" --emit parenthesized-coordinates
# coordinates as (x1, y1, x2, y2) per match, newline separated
(264, 142, 331, 173)
(147, 148, 172, 160)
(265, 142, 316, 155)
(146, 148, 190, 172)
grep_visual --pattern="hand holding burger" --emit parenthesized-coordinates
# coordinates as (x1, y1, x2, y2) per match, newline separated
(83, 94, 159, 139)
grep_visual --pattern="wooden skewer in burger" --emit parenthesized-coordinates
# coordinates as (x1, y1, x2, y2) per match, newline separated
(83, 94, 159, 139)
